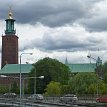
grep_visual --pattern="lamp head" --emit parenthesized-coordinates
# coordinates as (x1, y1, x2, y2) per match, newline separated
(0, 75, 7, 78)
(40, 76, 44, 79)
(30, 53, 33, 55)
(87, 55, 90, 58)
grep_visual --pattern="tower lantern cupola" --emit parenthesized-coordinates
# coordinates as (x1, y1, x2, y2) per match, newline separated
(5, 10, 16, 35)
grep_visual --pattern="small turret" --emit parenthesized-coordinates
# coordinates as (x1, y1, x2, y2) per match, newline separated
(96, 56, 102, 67)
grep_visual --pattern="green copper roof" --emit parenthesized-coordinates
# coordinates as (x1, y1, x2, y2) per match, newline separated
(67, 63, 96, 73)
(0, 63, 96, 74)
(0, 64, 33, 74)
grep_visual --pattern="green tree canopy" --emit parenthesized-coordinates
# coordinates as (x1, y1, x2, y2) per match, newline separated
(11, 81, 19, 94)
(102, 62, 107, 83)
(68, 73, 99, 94)
(28, 57, 70, 94)
(102, 62, 107, 73)
(44, 81, 61, 96)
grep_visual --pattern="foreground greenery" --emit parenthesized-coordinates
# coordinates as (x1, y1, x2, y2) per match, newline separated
(43, 61, 107, 96)
(43, 73, 107, 96)
(1, 58, 107, 96)
(68, 73, 107, 95)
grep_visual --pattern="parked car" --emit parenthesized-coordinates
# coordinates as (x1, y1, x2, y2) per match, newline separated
(27, 94, 44, 102)
(60, 94, 78, 103)
(3, 93, 17, 98)
(96, 95, 107, 103)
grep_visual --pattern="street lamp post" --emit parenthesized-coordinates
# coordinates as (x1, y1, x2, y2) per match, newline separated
(20, 53, 32, 106)
(23, 76, 44, 97)
(87, 55, 100, 97)
(87, 55, 97, 61)
(34, 69, 36, 94)
(34, 75, 44, 94)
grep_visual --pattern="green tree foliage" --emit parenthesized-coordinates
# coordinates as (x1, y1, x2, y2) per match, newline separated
(98, 82, 107, 95)
(102, 62, 107, 83)
(87, 83, 97, 94)
(87, 80, 107, 95)
(103, 73, 107, 83)
(68, 73, 98, 94)
(28, 57, 70, 94)
(0, 85, 8, 93)
(102, 62, 107, 74)
(68, 71, 107, 95)
(44, 81, 61, 96)
(11, 81, 19, 94)
(61, 85, 69, 95)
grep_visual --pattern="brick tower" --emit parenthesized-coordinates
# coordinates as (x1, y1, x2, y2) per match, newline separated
(1, 10, 18, 68)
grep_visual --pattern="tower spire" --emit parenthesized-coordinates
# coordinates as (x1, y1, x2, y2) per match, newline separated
(65, 56, 68, 65)
(8, 7, 13, 19)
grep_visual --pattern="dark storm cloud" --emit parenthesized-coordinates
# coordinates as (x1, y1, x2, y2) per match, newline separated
(14, 0, 89, 26)
(0, 0, 106, 31)
(80, 16, 107, 32)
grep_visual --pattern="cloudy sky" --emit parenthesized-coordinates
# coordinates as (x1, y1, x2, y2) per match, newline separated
(0, 0, 107, 65)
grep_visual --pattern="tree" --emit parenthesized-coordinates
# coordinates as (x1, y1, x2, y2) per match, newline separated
(87, 83, 97, 94)
(68, 73, 98, 94)
(28, 57, 70, 94)
(11, 81, 19, 94)
(0, 85, 8, 93)
(102, 62, 107, 73)
(102, 62, 107, 83)
(44, 81, 61, 96)
(61, 84, 69, 95)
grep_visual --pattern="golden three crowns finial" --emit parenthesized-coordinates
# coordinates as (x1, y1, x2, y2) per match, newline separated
(8, 6, 13, 19)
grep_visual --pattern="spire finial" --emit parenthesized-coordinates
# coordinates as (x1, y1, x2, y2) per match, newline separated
(65, 56, 68, 65)
(8, 6, 13, 19)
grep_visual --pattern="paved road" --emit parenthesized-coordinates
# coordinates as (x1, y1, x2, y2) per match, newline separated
(0, 97, 106, 107)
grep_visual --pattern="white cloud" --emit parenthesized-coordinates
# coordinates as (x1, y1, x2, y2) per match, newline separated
(14, 23, 107, 64)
